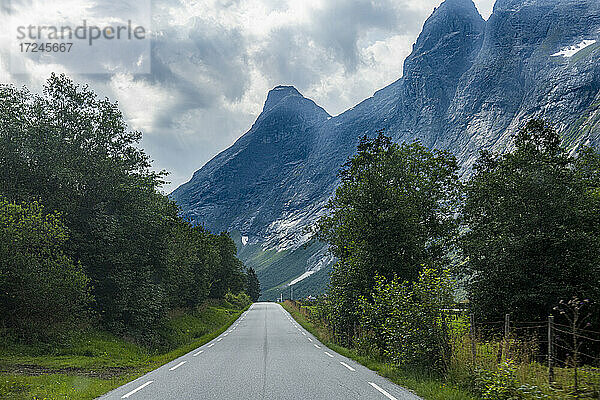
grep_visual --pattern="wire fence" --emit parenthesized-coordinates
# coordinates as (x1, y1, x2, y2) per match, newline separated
(290, 300, 600, 397)
(463, 312, 600, 398)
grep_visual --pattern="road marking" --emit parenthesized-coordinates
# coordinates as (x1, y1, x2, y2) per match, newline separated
(301, 332, 306, 336)
(308, 338, 313, 342)
(121, 381, 153, 398)
(193, 350, 204, 356)
(314, 344, 321, 349)
(223, 333, 228, 336)
(169, 361, 186, 371)
(217, 338, 223, 342)
(324, 351, 334, 358)
(369, 382, 398, 400)
(340, 361, 356, 371)
(208, 343, 215, 348)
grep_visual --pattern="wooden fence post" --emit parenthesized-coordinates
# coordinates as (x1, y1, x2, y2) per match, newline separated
(548, 315, 554, 384)
(470, 313, 477, 365)
(504, 313, 511, 361)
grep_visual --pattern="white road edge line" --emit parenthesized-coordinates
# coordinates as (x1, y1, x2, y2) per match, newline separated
(193, 350, 204, 357)
(169, 361, 186, 371)
(217, 338, 223, 342)
(368, 382, 398, 400)
(324, 351, 334, 358)
(314, 344, 321, 349)
(208, 343, 215, 348)
(340, 361, 356, 371)
(308, 338, 313, 342)
(301, 332, 306, 336)
(121, 381, 153, 398)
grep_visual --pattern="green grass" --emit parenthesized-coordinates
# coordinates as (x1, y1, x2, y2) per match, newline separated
(281, 302, 476, 400)
(0, 301, 249, 400)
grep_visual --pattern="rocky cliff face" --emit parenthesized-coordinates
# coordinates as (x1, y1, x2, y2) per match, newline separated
(172, 0, 600, 300)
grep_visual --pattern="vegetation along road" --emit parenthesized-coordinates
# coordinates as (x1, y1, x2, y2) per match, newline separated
(100, 303, 419, 400)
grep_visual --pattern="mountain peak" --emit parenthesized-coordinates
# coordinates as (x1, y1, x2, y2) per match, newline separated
(410, 0, 484, 57)
(431, 0, 482, 17)
(263, 85, 303, 113)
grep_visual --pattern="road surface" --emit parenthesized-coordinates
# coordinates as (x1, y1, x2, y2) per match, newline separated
(99, 302, 421, 400)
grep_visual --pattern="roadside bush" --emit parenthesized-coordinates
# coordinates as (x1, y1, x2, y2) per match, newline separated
(359, 268, 454, 373)
(224, 291, 251, 309)
(475, 362, 548, 400)
(0, 198, 92, 341)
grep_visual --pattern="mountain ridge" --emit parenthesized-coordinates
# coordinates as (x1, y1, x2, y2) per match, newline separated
(172, 0, 600, 300)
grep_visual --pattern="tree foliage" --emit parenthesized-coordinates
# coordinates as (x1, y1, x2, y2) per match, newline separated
(0, 75, 254, 341)
(318, 132, 460, 335)
(0, 198, 92, 340)
(246, 267, 261, 302)
(462, 119, 600, 321)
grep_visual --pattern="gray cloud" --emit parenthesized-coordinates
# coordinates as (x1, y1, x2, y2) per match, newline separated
(0, 0, 497, 191)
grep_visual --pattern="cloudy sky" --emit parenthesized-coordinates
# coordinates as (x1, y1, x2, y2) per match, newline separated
(0, 0, 495, 192)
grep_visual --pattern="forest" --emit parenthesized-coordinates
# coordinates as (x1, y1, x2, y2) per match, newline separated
(0, 74, 261, 345)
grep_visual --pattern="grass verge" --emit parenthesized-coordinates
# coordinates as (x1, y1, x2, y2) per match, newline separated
(0, 301, 250, 400)
(281, 301, 475, 400)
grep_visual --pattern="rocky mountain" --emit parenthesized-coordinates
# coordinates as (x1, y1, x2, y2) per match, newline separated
(172, 0, 600, 300)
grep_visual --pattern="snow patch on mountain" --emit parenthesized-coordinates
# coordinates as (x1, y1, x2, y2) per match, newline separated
(288, 270, 316, 286)
(552, 40, 597, 58)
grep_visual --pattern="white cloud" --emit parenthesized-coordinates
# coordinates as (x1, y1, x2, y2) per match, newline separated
(0, 0, 497, 192)
(474, 0, 496, 19)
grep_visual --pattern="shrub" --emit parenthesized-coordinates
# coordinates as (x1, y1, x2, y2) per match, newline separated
(475, 362, 548, 400)
(0, 198, 92, 341)
(224, 291, 251, 309)
(359, 268, 454, 373)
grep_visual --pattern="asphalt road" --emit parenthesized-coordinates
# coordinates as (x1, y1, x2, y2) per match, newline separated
(99, 302, 421, 400)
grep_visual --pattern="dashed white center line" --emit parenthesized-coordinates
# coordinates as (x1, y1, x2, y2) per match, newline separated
(314, 344, 321, 349)
(208, 343, 215, 348)
(121, 381, 153, 398)
(169, 361, 186, 371)
(217, 338, 223, 342)
(307, 338, 313, 342)
(324, 351, 334, 358)
(301, 332, 306, 336)
(369, 382, 398, 400)
(340, 361, 356, 371)
(193, 350, 204, 357)
(223, 333, 228, 336)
